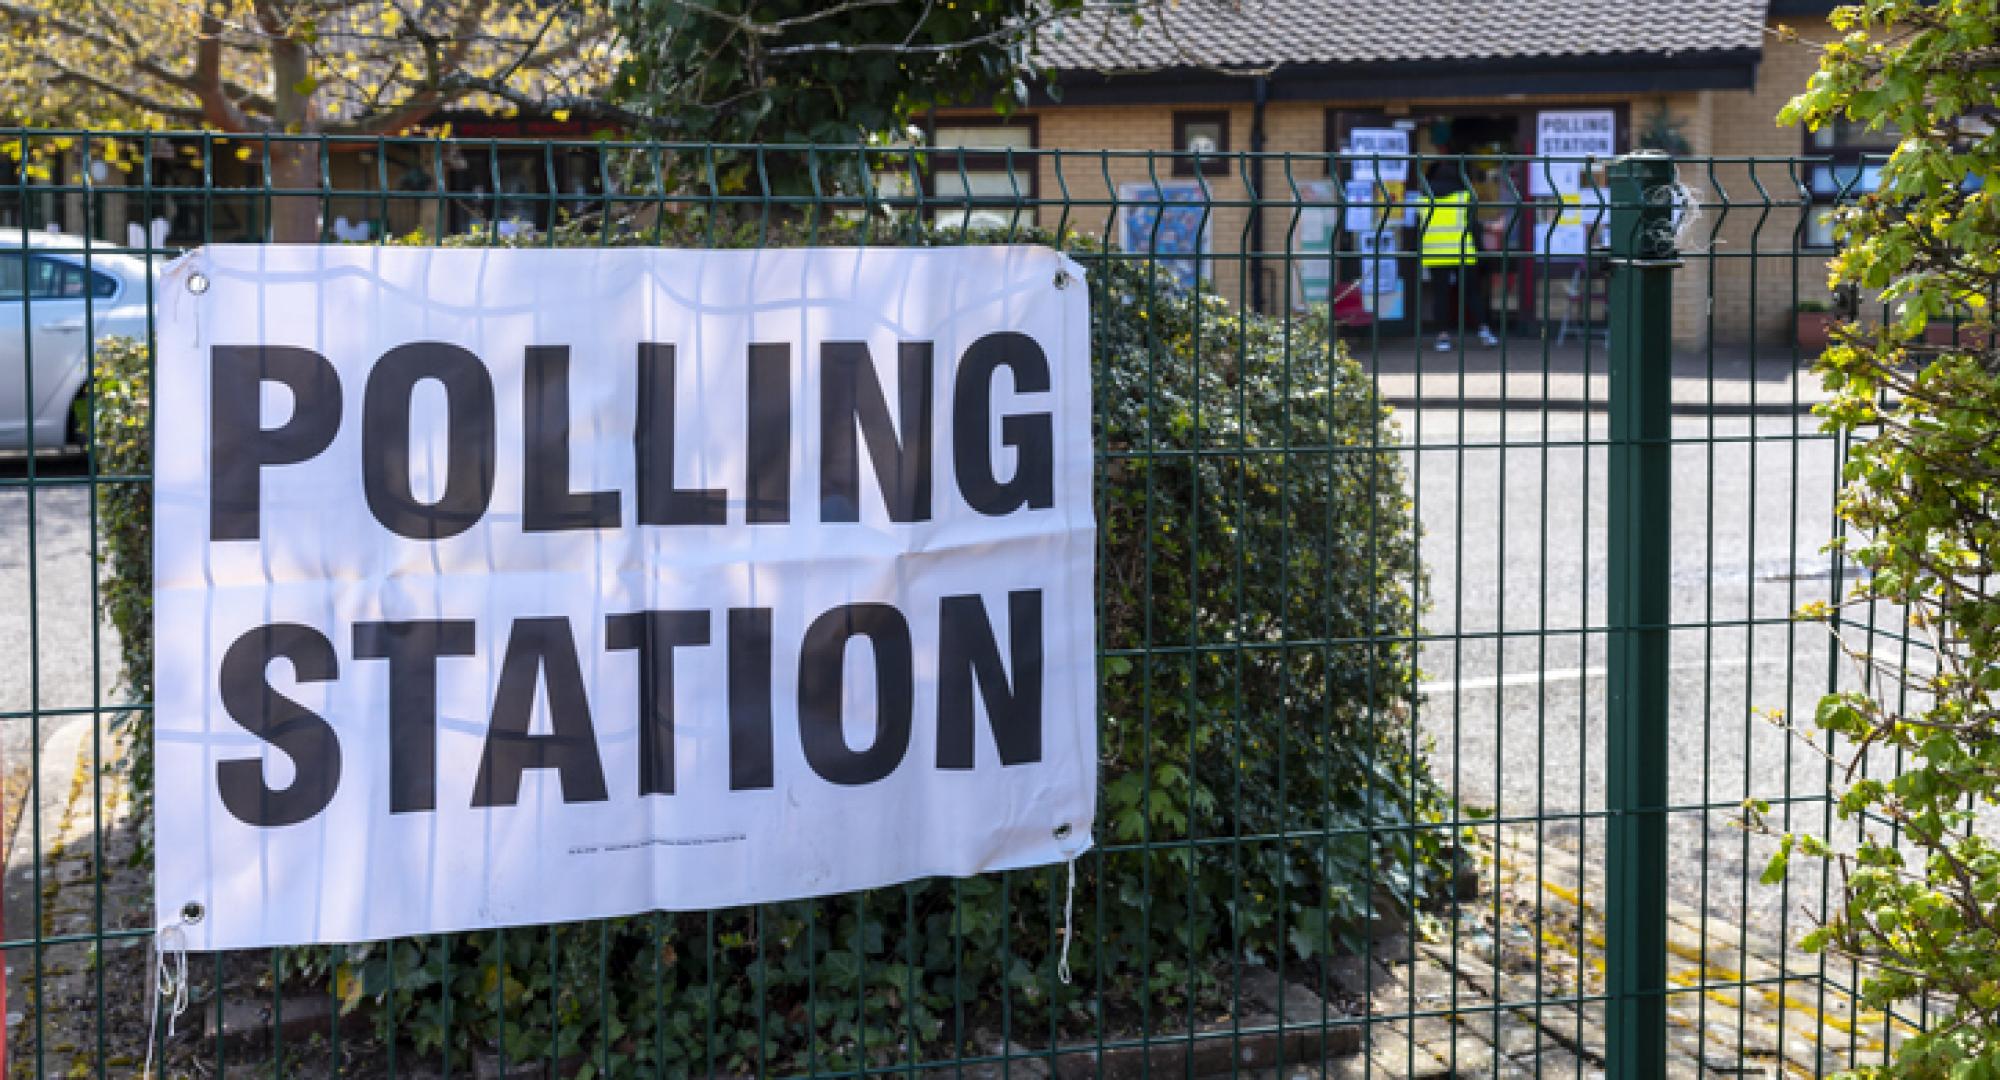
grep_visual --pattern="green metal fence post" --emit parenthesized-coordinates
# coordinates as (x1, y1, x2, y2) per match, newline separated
(1606, 150, 1678, 1080)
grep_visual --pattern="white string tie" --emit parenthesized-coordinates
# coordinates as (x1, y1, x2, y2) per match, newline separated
(1057, 857, 1077, 986)
(144, 913, 193, 1080)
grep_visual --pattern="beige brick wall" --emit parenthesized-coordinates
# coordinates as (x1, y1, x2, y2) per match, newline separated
(1017, 105, 1267, 304)
(1676, 18, 1843, 348)
(939, 29, 1845, 348)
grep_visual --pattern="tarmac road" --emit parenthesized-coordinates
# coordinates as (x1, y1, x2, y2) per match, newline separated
(0, 399, 1869, 958)
(0, 454, 119, 812)
(1402, 404, 1859, 940)
(0, 453, 123, 992)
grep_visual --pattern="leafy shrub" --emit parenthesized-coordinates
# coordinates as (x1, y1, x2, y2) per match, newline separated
(1759, 2, 2000, 1076)
(98, 219, 1444, 1075)
(90, 336, 155, 845)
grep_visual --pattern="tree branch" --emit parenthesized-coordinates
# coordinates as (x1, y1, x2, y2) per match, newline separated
(194, 4, 258, 130)
(41, 55, 209, 123)
(420, 73, 666, 134)
(762, 8, 1072, 57)
(317, 0, 513, 136)
(674, 0, 903, 38)
(899, 0, 938, 48)
(0, 0, 276, 116)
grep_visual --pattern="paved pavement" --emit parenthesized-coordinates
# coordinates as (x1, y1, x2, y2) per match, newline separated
(0, 456, 119, 908)
(0, 453, 122, 1027)
(0, 455, 115, 717)
(1365, 340, 1832, 414)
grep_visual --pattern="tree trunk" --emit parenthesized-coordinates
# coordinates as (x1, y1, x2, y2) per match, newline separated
(61, 150, 87, 237)
(265, 31, 319, 243)
(267, 142, 321, 243)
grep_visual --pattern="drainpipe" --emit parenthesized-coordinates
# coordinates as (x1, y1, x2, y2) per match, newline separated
(1250, 76, 1269, 312)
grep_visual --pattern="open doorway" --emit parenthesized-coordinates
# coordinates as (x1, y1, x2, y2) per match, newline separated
(1326, 105, 1629, 342)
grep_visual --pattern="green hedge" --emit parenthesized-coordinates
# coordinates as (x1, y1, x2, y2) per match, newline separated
(95, 221, 1443, 1076)
(91, 336, 155, 834)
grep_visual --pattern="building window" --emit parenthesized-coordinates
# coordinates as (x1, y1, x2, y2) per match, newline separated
(441, 144, 606, 238)
(1805, 117, 1896, 248)
(927, 120, 1038, 231)
(1173, 111, 1230, 176)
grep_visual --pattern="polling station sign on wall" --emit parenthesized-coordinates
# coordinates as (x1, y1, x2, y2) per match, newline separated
(1530, 110, 1618, 196)
(153, 246, 1097, 951)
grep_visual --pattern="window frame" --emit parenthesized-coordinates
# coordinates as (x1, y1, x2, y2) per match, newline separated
(1802, 119, 1897, 249)
(1172, 110, 1231, 177)
(918, 115, 1042, 227)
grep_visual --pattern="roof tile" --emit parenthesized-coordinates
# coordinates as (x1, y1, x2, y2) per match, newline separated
(1036, 0, 1769, 73)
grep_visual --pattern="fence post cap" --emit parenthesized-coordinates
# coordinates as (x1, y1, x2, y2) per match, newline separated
(1609, 153, 1680, 261)
(1609, 150, 1677, 181)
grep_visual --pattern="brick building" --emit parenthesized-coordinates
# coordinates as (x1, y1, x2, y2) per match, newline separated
(10, 1, 1868, 347)
(931, 0, 1863, 348)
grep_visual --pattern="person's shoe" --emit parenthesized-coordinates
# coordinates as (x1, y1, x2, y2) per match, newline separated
(1478, 326, 1500, 347)
(1435, 332, 1452, 352)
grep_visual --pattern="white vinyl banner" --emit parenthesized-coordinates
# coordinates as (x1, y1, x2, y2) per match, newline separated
(153, 245, 1097, 951)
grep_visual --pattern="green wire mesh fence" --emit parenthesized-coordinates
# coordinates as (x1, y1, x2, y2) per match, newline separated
(0, 131, 1926, 1078)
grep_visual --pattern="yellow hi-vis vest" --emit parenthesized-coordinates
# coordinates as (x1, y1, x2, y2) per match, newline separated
(1420, 189, 1475, 268)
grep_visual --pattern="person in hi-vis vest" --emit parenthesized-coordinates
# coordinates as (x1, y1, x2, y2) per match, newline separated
(1419, 158, 1500, 352)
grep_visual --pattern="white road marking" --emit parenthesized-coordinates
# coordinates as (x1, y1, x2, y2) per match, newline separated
(1418, 655, 1775, 697)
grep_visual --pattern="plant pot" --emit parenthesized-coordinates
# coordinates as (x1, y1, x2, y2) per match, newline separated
(1923, 322, 1994, 350)
(1795, 310, 1835, 351)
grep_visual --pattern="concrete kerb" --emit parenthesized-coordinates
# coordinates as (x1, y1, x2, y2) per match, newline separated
(2, 712, 92, 1013)
(1379, 396, 1824, 417)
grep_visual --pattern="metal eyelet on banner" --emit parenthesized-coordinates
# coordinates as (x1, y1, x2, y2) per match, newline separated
(186, 272, 209, 295)
(180, 902, 204, 924)
(1052, 823, 1072, 840)
(1053, 269, 1074, 291)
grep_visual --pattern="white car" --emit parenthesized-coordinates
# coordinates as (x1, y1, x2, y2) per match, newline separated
(0, 230, 155, 452)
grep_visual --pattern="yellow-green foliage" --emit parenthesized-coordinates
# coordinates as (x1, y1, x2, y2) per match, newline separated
(1764, 3, 2000, 1076)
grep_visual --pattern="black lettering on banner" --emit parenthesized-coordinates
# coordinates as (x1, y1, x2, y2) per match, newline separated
(935, 591, 1044, 769)
(797, 603, 913, 786)
(635, 343, 726, 526)
(820, 342, 933, 522)
(361, 342, 497, 540)
(953, 332, 1054, 515)
(746, 343, 791, 524)
(216, 623, 342, 827)
(353, 620, 477, 813)
(210, 346, 343, 541)
(727, 608, 775, 790)
(472, 617, 610, 807)
(524, 345, 622, 532)
(605, 610, 710, 796)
